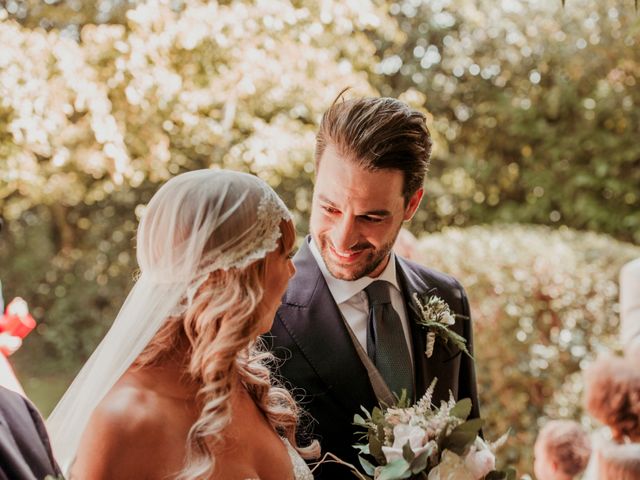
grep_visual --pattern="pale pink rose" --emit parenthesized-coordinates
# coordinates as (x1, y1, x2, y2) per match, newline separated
(382, 424, 430, 463)
(463, 446, 496, 479)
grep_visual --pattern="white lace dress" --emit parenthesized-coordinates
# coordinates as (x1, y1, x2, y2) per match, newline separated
(243, 439, 313, 480)
(285, 439, 314, 480)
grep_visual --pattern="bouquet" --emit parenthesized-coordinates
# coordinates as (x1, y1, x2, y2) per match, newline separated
(320, 380, 515, 480)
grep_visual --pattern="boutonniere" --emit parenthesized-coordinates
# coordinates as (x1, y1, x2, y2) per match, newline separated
(412, 292, 473, 359)
(44, 475, 65, 480)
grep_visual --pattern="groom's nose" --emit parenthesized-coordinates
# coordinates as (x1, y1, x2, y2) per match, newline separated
(331, 215, 359, 252)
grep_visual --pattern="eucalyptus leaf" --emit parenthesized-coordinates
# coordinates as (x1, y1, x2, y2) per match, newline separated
(354, 414, 367, 426)
(354, 443, 370, 454)
(442, 418, 484, 455)
(486, 469, 517, 480)
(369, 430, 386, 464)
(361, 405, 372, 420)
(402, 441, 416, 462)
(359, 456, 376, 475)
(450, 398, 472, 420)
(372, 407, 384, 424)
(396, 389, 410, 408)
(410, 450, 430, 474)
(377, 459, 411, 480)
(485, 471, 507, 480)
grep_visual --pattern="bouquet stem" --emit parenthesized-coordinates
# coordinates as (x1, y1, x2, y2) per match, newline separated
(310, 452, 371, 480)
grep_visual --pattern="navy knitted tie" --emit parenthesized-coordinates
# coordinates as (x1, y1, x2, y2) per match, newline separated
(364, 280, 414, 400)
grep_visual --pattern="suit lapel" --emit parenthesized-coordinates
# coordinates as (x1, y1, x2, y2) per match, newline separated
(279, 238, 377, 414)
(396, 257, 460, 405)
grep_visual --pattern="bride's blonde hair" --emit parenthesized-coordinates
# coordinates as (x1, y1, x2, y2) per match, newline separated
(136, 219, 319, 479)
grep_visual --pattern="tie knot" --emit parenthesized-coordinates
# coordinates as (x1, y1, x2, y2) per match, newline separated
(364, 280, 392, 306)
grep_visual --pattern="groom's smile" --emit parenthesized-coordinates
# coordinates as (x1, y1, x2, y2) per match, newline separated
(310, 144, 423, 281)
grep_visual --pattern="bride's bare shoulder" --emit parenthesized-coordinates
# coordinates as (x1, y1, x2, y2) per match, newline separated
(72, 376, 171, 479)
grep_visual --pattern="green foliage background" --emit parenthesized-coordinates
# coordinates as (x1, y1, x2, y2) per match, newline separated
(0, 0, 639, 477)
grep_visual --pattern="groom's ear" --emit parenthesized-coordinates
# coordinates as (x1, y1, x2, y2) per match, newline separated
(403, 188, 424, 221)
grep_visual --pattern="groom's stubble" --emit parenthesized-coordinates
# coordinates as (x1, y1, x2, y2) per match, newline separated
(314, 228, 400, 281)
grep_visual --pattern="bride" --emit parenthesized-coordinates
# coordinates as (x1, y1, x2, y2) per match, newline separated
(47, 170, 319, 479)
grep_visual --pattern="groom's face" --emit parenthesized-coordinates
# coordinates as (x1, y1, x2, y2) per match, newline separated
(311, 144, 423, 281)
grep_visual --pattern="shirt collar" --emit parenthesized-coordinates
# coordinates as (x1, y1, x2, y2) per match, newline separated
(309, 237, 400, 305)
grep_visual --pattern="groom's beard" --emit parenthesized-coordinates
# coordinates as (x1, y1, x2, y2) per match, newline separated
(316, 233, 396, 281)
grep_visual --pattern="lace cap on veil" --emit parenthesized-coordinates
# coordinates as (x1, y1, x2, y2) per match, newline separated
(47, 169, 291, 472)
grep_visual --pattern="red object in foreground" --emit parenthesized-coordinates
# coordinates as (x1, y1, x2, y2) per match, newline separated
(0, 297, 36, 339)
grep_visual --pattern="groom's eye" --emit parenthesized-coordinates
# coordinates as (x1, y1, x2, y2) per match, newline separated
(360, 215, 383, 223)
(322, 205, 339, 215)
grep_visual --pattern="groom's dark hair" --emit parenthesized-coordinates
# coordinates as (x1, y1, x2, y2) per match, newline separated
(315, 90, 432, 202)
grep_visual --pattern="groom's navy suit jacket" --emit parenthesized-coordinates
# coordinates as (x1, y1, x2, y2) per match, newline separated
(268, 237, 480, 479)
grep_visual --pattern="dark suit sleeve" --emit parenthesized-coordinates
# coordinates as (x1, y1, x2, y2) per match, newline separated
(456, 280, 481, 422)
(0, 386, 61, 479)
(22, 395, 61, 474)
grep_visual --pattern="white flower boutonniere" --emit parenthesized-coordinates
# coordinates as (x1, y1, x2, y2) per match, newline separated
(412, 292, 473, 359)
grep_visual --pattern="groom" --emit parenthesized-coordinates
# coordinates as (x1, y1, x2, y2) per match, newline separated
(268, 95, 480, 478)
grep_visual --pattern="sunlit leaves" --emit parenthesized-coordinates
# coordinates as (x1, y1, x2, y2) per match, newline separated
(0, 0, 393, 219)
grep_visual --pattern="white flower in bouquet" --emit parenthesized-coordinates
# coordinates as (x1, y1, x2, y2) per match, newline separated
(381, 424, 434, 463)
(330, 379, 516, 480)
(463, 438, 496, 479)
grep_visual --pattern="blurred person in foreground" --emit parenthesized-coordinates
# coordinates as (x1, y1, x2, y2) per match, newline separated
(533, 419, 591, 480)
(0, 385, 61, 480)
(597, 443, 640, 479)
(48, 170, 319, 480)
(620, 257, 640, 356)
(582, 352, 640, 480)
(268, 93, 480, 479)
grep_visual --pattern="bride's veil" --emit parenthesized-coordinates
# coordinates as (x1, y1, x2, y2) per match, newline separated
(47, 169, 291, 472)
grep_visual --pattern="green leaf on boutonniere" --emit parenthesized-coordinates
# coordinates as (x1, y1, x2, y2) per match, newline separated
(412, 292, 474, 360)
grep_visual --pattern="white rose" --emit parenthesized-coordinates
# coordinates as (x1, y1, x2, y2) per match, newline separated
(382, 424, 430, 463)
(463, 445, 496, 479)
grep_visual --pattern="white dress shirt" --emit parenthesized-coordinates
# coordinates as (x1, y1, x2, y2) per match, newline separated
(309, 238, 414, 362)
